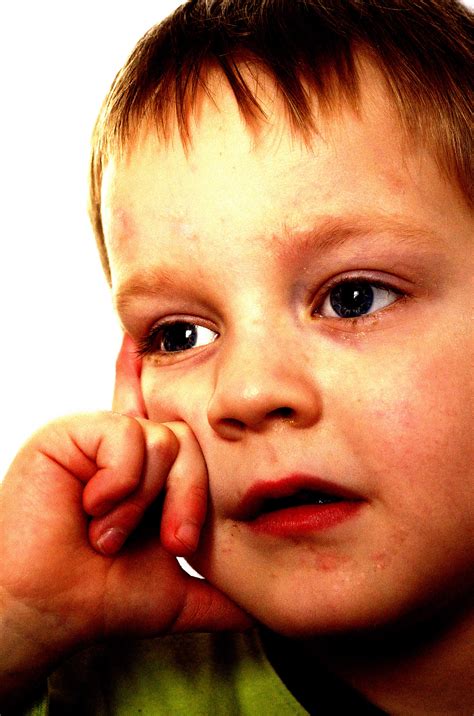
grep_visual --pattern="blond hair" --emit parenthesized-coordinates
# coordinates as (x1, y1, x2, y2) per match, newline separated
(90, 0, 473, 281)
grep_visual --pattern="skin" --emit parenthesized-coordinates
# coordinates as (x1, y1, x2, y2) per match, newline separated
(0, 405, 250, 708)
(102, 68, 474, 636)
(1, 65, 472, 713)
(100, 67, 474, 711)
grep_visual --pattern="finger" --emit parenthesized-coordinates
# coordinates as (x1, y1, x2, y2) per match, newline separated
(35, 412, 145, 497)
(172, 578, 254, 633)
(88, 421, 179, 555)
(83, 417, 178, 517)
(99, 537, 253, 635)
(159, 422, 208, 557)
(113, 333, 148, 418)
(81, 414, 146, 515)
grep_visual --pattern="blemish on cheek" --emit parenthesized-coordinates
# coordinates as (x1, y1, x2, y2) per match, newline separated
(314, 555, 343, 572)
(295, 544, 351, 572)
(371, 551, 389, 571)
(217, 522, 243, 557)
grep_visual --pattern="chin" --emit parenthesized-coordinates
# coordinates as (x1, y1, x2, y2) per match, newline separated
(229, 585, 386, 638)
(229, 570, 436, 639)
(252, 604, 378, 639)
(255, 604, 395, 641)
(251, 581, 473, 644)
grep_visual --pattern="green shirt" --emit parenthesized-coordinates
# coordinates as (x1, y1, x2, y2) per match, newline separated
(26, 630, 308, 715)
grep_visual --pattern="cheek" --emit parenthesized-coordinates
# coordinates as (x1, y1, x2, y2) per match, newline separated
(348, 346, 473, 507)
(141, 368, 179, 422)
(141, 365, 210, 428)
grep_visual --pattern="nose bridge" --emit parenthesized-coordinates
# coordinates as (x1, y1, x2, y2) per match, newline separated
(207, 314, 322, 437)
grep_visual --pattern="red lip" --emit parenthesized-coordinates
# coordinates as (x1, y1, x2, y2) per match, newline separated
(236, 475, 363, 537)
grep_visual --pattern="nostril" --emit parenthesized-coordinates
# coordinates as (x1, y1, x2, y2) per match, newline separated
(269, 407, 294, 420)
(216, 409, 293, 434)
(221, 417, 246, 431)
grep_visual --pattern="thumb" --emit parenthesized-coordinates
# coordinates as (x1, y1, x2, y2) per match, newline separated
(172, 578, 254, 633)
(113, 333, 148, 417)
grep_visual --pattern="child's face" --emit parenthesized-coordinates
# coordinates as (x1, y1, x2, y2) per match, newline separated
(101, 67, 473, 636)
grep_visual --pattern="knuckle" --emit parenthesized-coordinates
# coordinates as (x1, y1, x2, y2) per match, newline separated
(151, 425, 180, 464)
(165, 421, 194, 441)
(110, 412, 143, 443)
(173, 591, 212, 632)
(175, 588, 228, 633)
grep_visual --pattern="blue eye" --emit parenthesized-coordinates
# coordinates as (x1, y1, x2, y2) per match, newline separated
(320, 280, 399, 319)
(151, 322, 217, 353)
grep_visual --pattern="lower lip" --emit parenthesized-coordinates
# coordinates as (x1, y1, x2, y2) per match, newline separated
(246, 502, 362, 537)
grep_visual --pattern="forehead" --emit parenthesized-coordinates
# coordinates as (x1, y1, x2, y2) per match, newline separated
(100, 66, 468, 295)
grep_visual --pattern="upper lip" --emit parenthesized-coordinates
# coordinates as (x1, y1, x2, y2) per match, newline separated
(235, 474, 363, 521)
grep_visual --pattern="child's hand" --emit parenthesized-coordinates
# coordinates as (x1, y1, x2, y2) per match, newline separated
(0, 336, 251, 704)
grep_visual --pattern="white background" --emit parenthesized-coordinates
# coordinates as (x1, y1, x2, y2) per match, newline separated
(1, 0, 473, 477)
(0, 1, 182, 477)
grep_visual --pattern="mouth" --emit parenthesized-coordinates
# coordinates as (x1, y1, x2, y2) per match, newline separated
(236, 475, 363, 536)
(258, 488, 341, 515)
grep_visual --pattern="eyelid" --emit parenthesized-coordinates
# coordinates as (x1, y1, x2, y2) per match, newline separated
(136, 317, 219, 358)
(312, 272, 406, 319)
(320, 284, 398, 319)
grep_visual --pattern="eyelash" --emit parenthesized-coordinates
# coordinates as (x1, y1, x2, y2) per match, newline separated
(314, 275, 403, 321)
(135, 321, 218, 358)
(136, 276, 404, 358)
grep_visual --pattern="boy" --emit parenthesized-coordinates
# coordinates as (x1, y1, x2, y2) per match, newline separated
(1, 0, 473, 713)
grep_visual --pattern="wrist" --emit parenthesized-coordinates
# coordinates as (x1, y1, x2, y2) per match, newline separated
(0, 597, 73, 706)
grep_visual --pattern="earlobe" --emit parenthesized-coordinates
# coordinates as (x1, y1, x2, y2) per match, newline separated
(113, 333, 148, 418)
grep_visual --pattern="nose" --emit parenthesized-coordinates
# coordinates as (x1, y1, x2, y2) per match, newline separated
(207, 330, 322, 439)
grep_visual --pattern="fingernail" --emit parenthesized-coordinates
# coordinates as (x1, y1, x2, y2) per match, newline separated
(96, 527, 127, 555)
(175, 521, 200, 551)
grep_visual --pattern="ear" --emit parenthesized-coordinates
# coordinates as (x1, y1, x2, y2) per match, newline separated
(113, 334, 148, 418)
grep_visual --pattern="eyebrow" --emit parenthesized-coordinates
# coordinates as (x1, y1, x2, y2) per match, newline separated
(114, 264, 186, 315)
(114, 213, 443, 313)
(275, 214, 440, 263)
